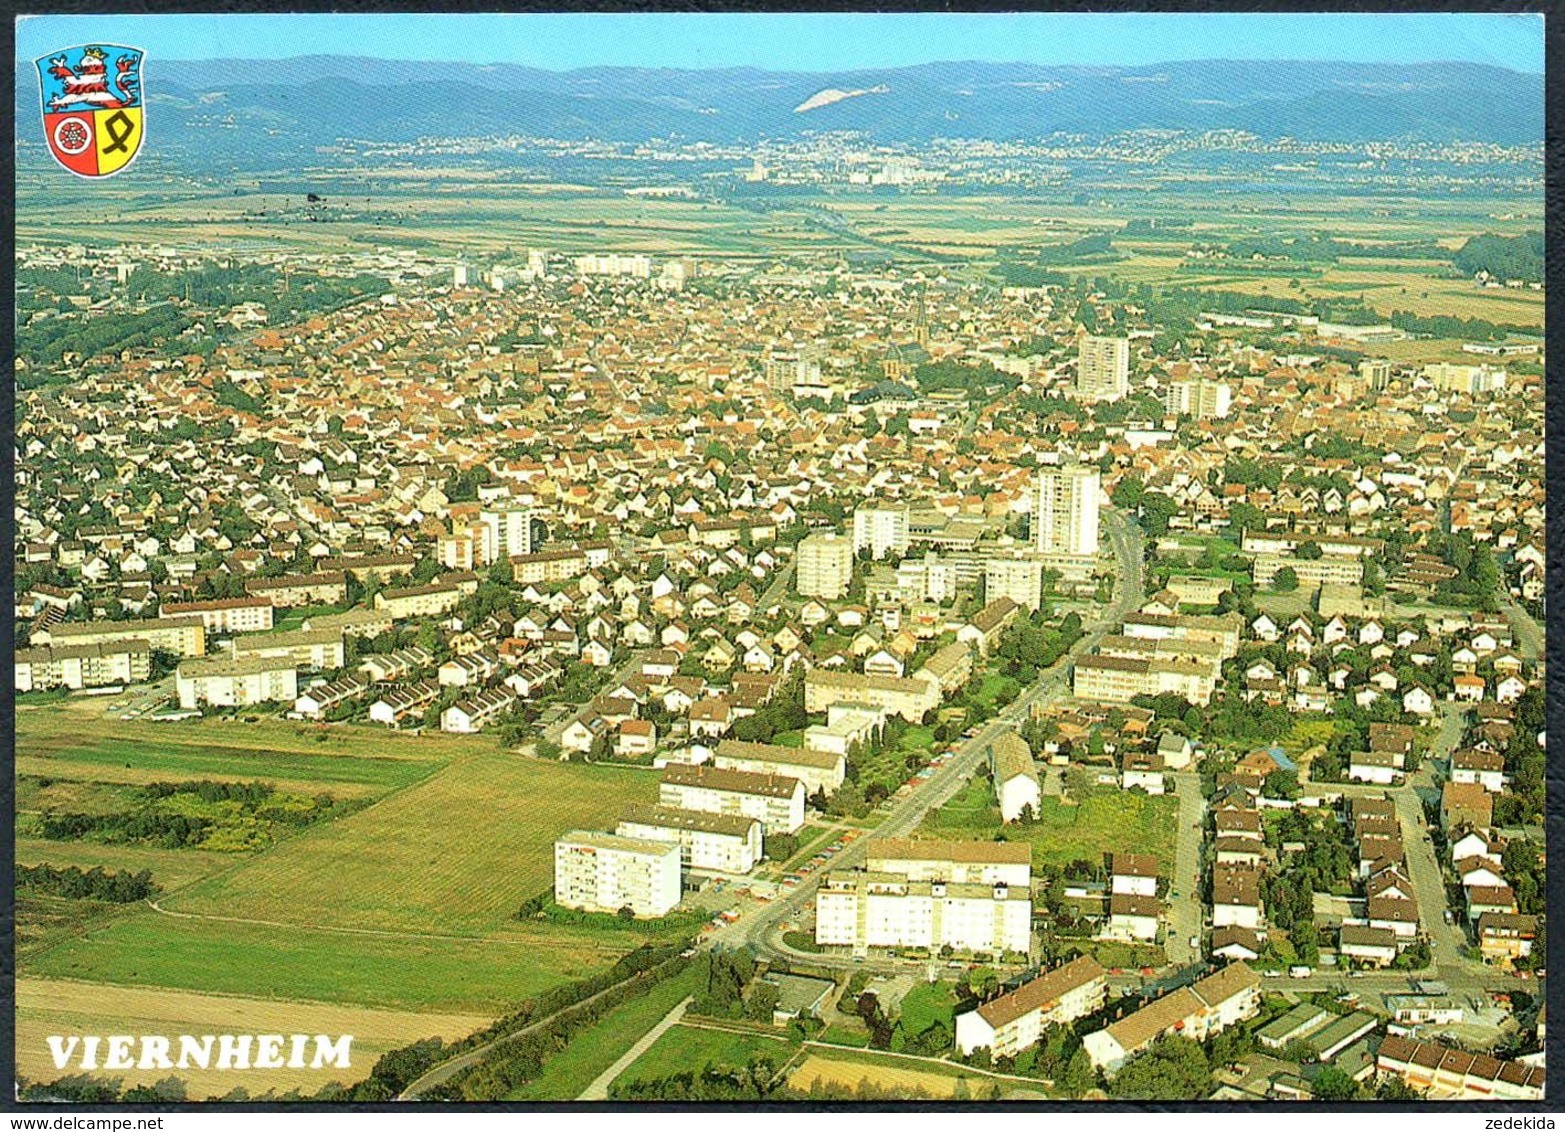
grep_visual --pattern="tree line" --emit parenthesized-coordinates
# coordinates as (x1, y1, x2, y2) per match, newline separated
(16, 863, 159, 903)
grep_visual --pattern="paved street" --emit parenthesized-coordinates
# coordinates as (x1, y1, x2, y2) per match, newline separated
(577, 996, 691, 1100)
(1165, 770, 1206, 967)
(1501, 595, 1544, 661)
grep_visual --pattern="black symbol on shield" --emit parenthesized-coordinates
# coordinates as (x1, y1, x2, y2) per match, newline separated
(103, 110, 134, 154)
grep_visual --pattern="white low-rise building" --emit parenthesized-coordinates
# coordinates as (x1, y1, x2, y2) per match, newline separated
(989, 731, 1041, 823)
(1084, 963, 1260, 1073)
(954, 955, 1107, 1057)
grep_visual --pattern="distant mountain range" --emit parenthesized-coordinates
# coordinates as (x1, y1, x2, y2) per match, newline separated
(14, 56, 1542, 168)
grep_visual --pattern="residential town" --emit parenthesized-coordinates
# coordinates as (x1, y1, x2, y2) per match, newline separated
(14, 223, 1546, 1102)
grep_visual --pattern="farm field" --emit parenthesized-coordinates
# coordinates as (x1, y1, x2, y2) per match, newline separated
(616, 1020, 800, 1092)
(14, 182, 811, 259)
(787, 1048, 1044, 1100)
(163, 751, 661, 935)
(921, 777, 1178, 870)
(15, 704, 457, 795)
(14, 978, 487, 1100)
(23, 907, 630, 1014)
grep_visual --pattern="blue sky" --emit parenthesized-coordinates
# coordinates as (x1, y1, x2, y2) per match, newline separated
(16, 12, 1544, 73)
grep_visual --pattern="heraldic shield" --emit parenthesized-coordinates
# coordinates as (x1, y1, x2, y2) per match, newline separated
(36, 44, 145, 177)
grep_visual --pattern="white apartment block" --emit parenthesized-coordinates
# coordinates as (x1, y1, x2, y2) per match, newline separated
(815, 872, 1031, 957)
(554, 831, 681, 918)
(865, 838, 1032, 887)
(802, 702, 885, 759)
(1163, 378, 1232, 419)
(616, 804, 762, 875)
(375, 580, 469, 618)
(797, 532, 854, 600)
(804, 669, 940, 723)
(713, 738, 846, 797)
(1076, 334, 1130, 402)
(176, 656, 298, 709)
(1423, 362, 1508, 396)
(852, 505, 910, 560)
(659, 764, 806, 835)
(954, 955, 1108, 1057)
(231, 628, 346, 670)
(478, 506, 538, 564)
(1083, 962, 1261, 1073)
(44, 615, 206, 658)
(984, 554, 1047, 611)
(574, 252, 652, 278)
(159, 596, 275, 634)
(1034, 465, 1100, 557)
(15, 640, 151, 692)
(1072, 653, 1217, 707)
(896, 553, 960, 604)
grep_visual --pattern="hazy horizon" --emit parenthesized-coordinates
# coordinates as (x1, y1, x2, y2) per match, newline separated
(16, 12, 1545, 74)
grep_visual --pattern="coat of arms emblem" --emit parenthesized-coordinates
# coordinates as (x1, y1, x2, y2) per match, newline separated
(35, 44, 145, 177)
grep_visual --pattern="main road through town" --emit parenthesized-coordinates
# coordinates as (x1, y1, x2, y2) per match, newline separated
(706, 510, 1146, 971)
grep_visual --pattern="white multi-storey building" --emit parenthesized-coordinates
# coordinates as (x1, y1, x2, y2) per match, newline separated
(1164, 377, 1232, 419)
(574, 252, 652, 278)
(478, 506, 538, 564)
(712, 739, 846, 798)
(852, 505, 910, 560)
(815, 872, 1031, 957)
(176, 656, 298, 709)
(1034, 465, 1100, 557)
(158, 596, 275, 634)
(797, 532, 854, 600)
(1076, 334, 1130, 402)
(616, 804, 762, 875)
(15, 640, 151, 692)
(553, 831, 681, 918)
(865, 839, 1032, 887)
(658, 764, 806, 835)
(983, 554, 1047, 611)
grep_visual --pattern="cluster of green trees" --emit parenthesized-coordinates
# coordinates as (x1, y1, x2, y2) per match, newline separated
(609, 1058, 789, 1101)
(913, 358, 1018, 401)
(1496, 685, 1544, 828)
(1260, 811, 1354, 965)
(729, 670, 807, 744)
(688, 949, 756, 1019)
(993, 609, 1084, 684)
(515, 891, 708, 933)
(1387, 308, 1534, 343)
(36, 781, 338, 851)
(1452, 232, 1544, 284)
(611, 1060, 967, 1101)
(15, 863, 159, 903)
(16, 303, 192, 381)
(1108, 1036, 1211, 1100)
